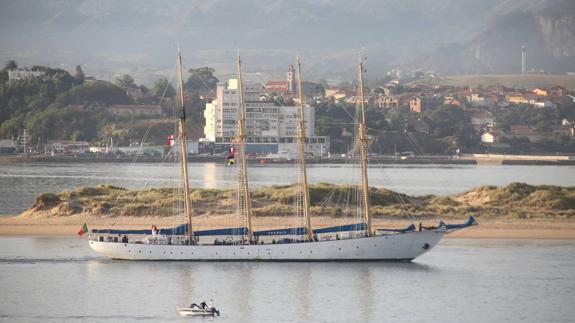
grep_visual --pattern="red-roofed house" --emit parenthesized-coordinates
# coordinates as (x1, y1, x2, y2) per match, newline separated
(265, 81, 289, 94)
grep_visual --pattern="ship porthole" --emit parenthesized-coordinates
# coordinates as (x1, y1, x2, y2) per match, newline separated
(356, 246, 359, 249)
(149, 251, 152, 254)
(128, 250, 131, 252)
(180, 252, 183, 255)
(139, 250, 141, 253)
(374, 244, 377, 247)
(338, 248, 341, 251)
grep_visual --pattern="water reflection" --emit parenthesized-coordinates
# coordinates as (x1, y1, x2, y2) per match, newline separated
(178, 264, 194, 307)
(202, 163, 218, 189)
(226, 263, 254, 322)
(295, 265, 311, 320)
(358, 266, 374, 323)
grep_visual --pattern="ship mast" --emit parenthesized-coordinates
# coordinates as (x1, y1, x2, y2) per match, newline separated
(236, 52, 254, 242)
(295, 54, 313, 241)
(358, 55, 372, 236)
(177, 50, 194, 240)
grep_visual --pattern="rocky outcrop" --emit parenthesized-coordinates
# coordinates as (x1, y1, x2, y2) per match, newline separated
(419, 0, 575, 74)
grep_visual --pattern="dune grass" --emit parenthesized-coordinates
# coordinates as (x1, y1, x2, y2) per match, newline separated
(27, 182, 575, 220)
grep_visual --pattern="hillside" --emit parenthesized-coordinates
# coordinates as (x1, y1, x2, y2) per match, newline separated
(21, 183, 575, 220)
(0, 0, 569, 81)
(418, 74, 575, 91)
(420, 0, 575, 74)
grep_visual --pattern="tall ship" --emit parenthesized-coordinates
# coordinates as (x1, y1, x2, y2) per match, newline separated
(89, 51, 476, 261)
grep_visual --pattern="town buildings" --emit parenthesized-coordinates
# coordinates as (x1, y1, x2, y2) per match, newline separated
(204, 79, 329, 157)
(265, 65, 296, 94)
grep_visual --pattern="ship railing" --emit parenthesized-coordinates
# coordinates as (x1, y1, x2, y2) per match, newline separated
(89, 230, 378, 245)
(89, 233, 192, 245)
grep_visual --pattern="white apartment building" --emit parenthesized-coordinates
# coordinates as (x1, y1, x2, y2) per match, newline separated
(8, 69, 45, 83)
(204, 79, 329, 157)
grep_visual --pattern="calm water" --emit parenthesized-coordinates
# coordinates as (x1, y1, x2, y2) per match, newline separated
(1, 162, 575, 215)
(0, 237, 573, 322)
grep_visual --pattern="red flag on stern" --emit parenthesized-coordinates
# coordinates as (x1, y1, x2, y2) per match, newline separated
(78, 223, 89, 236)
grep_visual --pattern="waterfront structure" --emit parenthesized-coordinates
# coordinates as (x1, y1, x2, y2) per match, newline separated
(0, 139, 16, 154)
(45, 140, 90, 155)
(204, 79, 329, 157)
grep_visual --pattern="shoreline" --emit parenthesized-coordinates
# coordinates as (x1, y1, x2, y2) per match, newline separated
(1, 155, 575, 165)
(1, 215, 574, 240)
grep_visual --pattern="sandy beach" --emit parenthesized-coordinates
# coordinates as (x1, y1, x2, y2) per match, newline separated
(1, 214, 574, 239)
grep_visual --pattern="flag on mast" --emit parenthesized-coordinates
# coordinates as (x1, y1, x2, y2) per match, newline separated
(78, 223, 89, 236)
(166, 134, 175, 146)
(227, 145, 236, 165)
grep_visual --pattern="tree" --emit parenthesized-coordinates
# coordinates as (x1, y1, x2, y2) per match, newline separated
(5, 60, 17, 70)
(424, 104, 477, 148)
(388, 108, 409, 132)
(151, 78, 176, 98)
(56, 81, 132, 106)
(71, 130, 85, 141)
(75, 65, 85, 84)
(186, 67, 218, 92)
(115, 74, 135, 88)
(495, 105, 558, 131)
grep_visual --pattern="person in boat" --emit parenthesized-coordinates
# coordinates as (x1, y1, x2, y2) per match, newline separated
(189, 301, 207, 310)
(207, 300, 220, 316)
(151, 225, 159, 235)
(420, 223, 437, 230)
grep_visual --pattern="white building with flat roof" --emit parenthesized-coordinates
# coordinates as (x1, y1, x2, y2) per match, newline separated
(8, 69, 45, 83)
(204, 79, 329, 156)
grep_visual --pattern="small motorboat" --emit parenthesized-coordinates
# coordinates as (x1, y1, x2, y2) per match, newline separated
(178, 301, 220, 317)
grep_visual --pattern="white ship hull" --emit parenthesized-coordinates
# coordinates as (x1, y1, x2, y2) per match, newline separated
(89, 228, 445, 261)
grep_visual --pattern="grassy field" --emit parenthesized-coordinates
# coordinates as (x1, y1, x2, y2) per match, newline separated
(418, 74, 575, 91)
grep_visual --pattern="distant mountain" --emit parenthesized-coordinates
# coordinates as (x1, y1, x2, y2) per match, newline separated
(417, 0, 575, 74)
(0, 0, 571, 82)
